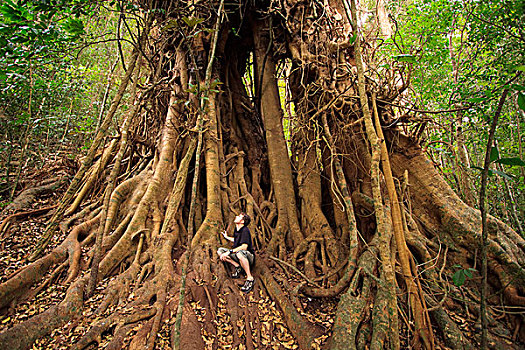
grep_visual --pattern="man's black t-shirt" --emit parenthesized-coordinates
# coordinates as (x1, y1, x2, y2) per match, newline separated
(233, 226, 253, 254)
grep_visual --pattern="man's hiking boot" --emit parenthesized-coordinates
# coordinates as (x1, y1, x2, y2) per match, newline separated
(231, 266, 243, 279)
(241, 278, 255, 293)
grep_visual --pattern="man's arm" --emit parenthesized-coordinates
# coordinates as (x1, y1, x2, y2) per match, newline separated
(221, 230, 234, 242)
(231, 244, 248, 253)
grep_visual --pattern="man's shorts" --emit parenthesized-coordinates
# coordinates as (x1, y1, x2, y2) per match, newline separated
(217, 247, 255, 266)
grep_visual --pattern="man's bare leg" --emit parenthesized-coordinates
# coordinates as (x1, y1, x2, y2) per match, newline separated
(222, 256, 240, 268)
(238, 256, 253, 280)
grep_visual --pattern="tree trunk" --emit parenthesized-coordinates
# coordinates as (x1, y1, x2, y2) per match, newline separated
(253, 18, 303, 253)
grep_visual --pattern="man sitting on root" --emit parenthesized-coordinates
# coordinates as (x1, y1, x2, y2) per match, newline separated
(217, 213, 255, 293)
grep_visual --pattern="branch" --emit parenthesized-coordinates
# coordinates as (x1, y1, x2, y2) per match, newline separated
(479, 87, 510, 349)
(468, 10, 524, 43)
(269, 256, 321, 288)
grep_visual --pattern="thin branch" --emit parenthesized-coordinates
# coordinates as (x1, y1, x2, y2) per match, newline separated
(269, 256, 321, 288)
(479, 87, 510, 349)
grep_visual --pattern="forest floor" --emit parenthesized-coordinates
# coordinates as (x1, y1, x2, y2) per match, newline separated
(0, 157, 518, 349)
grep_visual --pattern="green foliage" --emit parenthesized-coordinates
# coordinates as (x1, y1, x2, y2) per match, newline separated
(182, 16, 205, 28)
(393, 54, 416, 63)
(0, 0, 133, 186)
(495, 158, 525, 167)
(452, 265, 476, 287)
(0, 0, 95, 123)
(518, 92, 525, 111)
(0, 0, 94, 65)
(388, 0, 523, 109)
(387, 0, 525, 225)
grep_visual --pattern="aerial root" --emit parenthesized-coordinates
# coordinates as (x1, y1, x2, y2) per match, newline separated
(0, 210, 99, 310)
(102, 212, 133, 254)
(84, 254, 174, 349)
(104, 324, 136, 350)
(299, 236, 360, 298)
(0, 204, 57, 242)
(489, 260, 525, 306)
(258, 258, 323, 349)
(426, 295, 472, 349)
(330, 246, 378, 349)
(104, 170, 149, 235)
(65, 212, 102, 284)
(96, 258, 142, 315)
(143, 286, 168, 350)
(4, 176, 69, 212)
(0, 208, 142, 349)
(0, 278, 86, 350)
(292, 235, 340, 280)
(71, 306, 156, 350)
(59, 202, 99, 233)
(25, 261, 68, 302)
(66, 139, 119, 216)
(136, 261, 154, 288)
(304, 242, 317, 279)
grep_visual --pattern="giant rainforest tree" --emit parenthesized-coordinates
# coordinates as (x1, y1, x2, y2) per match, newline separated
(0, 0, 524, 349)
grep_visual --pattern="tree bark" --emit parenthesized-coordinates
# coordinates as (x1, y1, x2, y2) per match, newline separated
(253, 17, 303, 253)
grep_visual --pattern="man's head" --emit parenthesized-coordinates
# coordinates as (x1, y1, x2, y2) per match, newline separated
(234, 213, 251, 226)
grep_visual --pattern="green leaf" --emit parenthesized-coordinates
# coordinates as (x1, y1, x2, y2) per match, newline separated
(471, 166, 495, 176)
(495, 157, 525, 166)
(493, 169, 515, 180)
(516, 65, 525, 72)
(162, 19, 178, 31)
(182, 16, 204, 28)
(0, 2, 24, 22)
(466, 97, 486, 103)
(209, 79, 222, 90)
(452, 270, 466, 287)
(489, 147, 499, 162)
(393, 54, 416, 63)
(63, 18, 85, 36)
(518, 92, 525, 111)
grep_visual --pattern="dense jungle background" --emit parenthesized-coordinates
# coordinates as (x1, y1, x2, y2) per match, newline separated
(0, 0, 524, 349)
